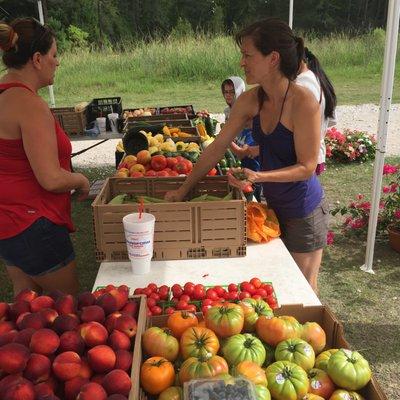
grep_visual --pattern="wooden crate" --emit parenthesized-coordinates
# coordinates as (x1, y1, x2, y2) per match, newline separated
(51, 106, 87, 135)
(123, 111, 188, 121)
(92, 176, 246, 262)
(137, 305, 387, 400)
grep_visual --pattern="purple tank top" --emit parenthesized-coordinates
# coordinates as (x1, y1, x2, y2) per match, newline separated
(252, 114, 323, 221)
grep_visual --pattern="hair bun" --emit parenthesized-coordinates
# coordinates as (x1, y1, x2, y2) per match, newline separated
(0, 25, 18, 52)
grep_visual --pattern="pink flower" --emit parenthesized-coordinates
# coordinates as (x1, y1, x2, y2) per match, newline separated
(383, 164, 398, 175)
(383, 186, 391, 193)
(394, 210, 400, 219)
(327, 231, 335, 245)
(350, 218, 367, 229)
(357, 194, 364, 200)
(390, 183, 398, 192)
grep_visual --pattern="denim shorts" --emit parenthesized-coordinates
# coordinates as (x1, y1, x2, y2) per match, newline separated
(280, 197, 329, 253)
(0, 217, 75, 276)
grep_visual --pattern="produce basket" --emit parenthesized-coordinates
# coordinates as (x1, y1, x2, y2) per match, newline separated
(51, 106, 87, 135)
(123, 109, 187, 121)
(159, 105, 195, 117)
(92, 176, 246, 262)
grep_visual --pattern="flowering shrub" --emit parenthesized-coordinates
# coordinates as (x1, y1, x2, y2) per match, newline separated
(325, 127, 376, 163)
(331, 164, 400, 236)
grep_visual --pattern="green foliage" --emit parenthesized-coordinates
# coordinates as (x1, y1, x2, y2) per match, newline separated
(170, 17, 194, 39)
(66, 25, 89, 49)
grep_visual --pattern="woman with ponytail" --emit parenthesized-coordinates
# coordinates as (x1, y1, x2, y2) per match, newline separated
(0, 18, 89, 296)
(296, 47, 337, 175)
(166, 18, 328, 291)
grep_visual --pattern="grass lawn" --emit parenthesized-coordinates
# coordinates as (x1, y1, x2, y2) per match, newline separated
(0, 157, 399, 396)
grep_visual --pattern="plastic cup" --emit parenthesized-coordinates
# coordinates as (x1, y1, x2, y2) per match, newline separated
(108, 112, 119, 133)
(96, 117, 106, 133)
(122, 213, 155, 275)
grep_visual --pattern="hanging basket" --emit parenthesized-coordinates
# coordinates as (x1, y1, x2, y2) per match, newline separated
(388, 225, 400, 253)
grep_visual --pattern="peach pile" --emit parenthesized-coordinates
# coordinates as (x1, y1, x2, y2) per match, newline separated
(0, 284, 137, 399)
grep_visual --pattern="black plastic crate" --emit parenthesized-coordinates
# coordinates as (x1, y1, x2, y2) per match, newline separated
(87, 97, 123, 130)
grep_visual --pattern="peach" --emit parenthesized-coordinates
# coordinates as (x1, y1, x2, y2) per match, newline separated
(87, 345, 116, 373)
(136, 150, 151, 166)
(0, 375, 25, 398)
(108, 330, 131, 351)
(108, 288, 129, 311)
(90, 373, 105, 384)
(34, 381, 54, 397)
(123, 155, 137, 168)
(115, 170, 129, 178)
(52, 314, 79, 334)
(0, 302, 10, 321)
(59, 331, 85, 355)
(3, 377, 35, 400)
(92, 289, 106, 300)
(18, 312, 45, 330)
(96, 293, 118, 315)
(79, 321, 108, 347)
(104, 312, 122, 333)
(37, 395, 60, 400)
(114, 350, 132, 372)
(14, 328, 36, 347)
(52, 351, 81, 381)
(114, 315, 137, 338)
(24, 353, 51, 384)
(77, 382, 107, 400)
(30, 329, 60, 355)
(80, 305, 105, 324)
(55, 295, 77, 315)
(121, 301, 138, 319)
(30, 296, 55, 313)
(129, 171, 144, 178)
(39, 308, 59, 327)
(64, 376, 89, 400)
(0, 343, 30, 373)
(78, 292, 96, 309)
(15, 289, 38, 303)
(9, 301, 31, 320)
(130, 163, 145, 174)
(0, 329, 18, 346)
(78, 358, 93, 379)
(102, 369, 131, 397)
(0, 320, 16, 334)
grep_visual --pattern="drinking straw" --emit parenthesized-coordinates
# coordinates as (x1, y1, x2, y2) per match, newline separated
(138, 197, 144, 219)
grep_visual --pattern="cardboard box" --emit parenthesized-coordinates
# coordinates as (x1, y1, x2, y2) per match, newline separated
(92, 176, 246, 262)
(137, 304, 387, 400)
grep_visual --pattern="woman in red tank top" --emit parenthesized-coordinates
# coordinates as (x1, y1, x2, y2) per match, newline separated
(0, 18, 89, 296)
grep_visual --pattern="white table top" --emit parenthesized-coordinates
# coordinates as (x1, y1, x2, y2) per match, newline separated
(93, 239, 321, 307)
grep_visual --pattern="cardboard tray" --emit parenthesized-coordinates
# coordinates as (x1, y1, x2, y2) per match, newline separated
(92, 176, 246, 262)
(137, 304, 387, 400)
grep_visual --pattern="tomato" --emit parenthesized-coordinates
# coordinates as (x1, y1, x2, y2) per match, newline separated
(147, 297, 157, 308)
(239, 291, 251, 300)
(176, 300, 188, 310)
(167, 311, 198, 339)
(206, 288, 219, 301)
(140, 356, 175, 395)
(173, 161, 189, 175)
(226, 291, 238, 301)
(302, 394, 325, 400)
(201, 305, 212, 315)
(149, 292, 160, 301)
(275, 338, 316, 371)
(165, 307, 176, 315)
(202, 298, 213, 307)
(228, 283, 238, 292)
(256, 315, 302, 347)
(207, 168, 217, 176)
(213, 286, 226, 297)
(158, 386, 183, 400)
(180, 326, 220, 359)
(133, 288, 143, 295)
(178, 354, 228, 384)
(184, 159, 193, 173)
(327, 349, 371, 391)
(151, 155, 168, 171)
(145, 169, 157, 177)
(151, 305, 163, 315)
(255, 384, 271, 400)
(240, 281, 249, 291)
(302, 322, 326, 355)
(243, 184, 254, 193)
(158, 285, 169, 300)
(205, 303, 244, 338)
(147, 283, 158, 292)
(266, 361, 309, 400)
(232, 360, 267, 386)
(261, 283, 274, 295)
(157, 170, 170, 177)
(307, 368, 335, 398)
(169, 170, 179, 176)
(250, 277, 262, 289)
(329, 389, 365, 400)
(183, 282, 195, 296)
(142, 287, 153, 297)
(142, 327, 179, 362)
(241, 282, 256, 295)
(222, 333, 266, 367)
(166, 157, 179, 169)
(192, 284, 205, 300)
(180, 294, 191, 303)
(315, 348, 339, 371)
(255, 288, 268, 298)
(239, 298, 274, 332)
(171, 284, 183, 298)
(185, 304, 197, 313)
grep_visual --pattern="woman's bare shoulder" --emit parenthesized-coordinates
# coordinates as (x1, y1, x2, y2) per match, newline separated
(291, 82, 319, 112)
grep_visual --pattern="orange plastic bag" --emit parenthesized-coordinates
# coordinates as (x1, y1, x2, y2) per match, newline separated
(247, 202, 280, 243)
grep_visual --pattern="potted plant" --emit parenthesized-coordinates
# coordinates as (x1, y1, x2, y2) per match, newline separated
(332, 163, 400, 252)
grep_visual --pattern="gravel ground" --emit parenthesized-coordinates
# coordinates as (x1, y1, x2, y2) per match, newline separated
(71, 103, 400, 167)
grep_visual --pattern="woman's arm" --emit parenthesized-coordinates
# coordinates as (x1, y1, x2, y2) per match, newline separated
(20, 93, 89, 197)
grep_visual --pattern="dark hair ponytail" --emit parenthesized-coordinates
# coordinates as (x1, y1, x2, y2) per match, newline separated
(304, 47, 337, 119)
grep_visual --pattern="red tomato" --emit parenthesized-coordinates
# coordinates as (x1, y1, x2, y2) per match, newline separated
(151, 306, 162, 315)
(228, 283, 238, 292)
(261, 283, 274, 295)
(180, 294, 191, 303)
(193, 284, 206, 300)
(176, 300, 188, 310)
(169, 170, 179, 176)
(133, 288, 143, 295)
(250, 277, 262, 289)
(242, 283, 256, 295)
(176, 156, 185, 163)
(207, 168, 217, 176)
(202, 305, 212, 315)
(165, 307, 175, 315)
(156, 170, 169, 177)
(252, 294, 262, 300)
(239, 291, 251, 300)
(145, 170, 157, 177)
(151, 155, 168, 171)
(149, 292, 160, 301)
(255, 288, 268, 298)
(206, 289, 219, 301)
(227, 291, 239, 301)
(183, 282, 195, 296)
(184, 159, 193, 172)
(202, 298, 213, 307)
(158, 285, 169, 300)
(142, 287, 153, 297)
(171, 297, 179, 306)
(174, 161, 189, 175)
(171, 284, 183, 298)
(213, 286, 226, 297)
(147, 309, 153, 317)
(240, 281, 249, 291)
(147, 283, 158, 292)
(242, 184, 253, 193)
(147, 298, 157, 308)
(185, 304, 197, 313)
(167, 157, 178, 169)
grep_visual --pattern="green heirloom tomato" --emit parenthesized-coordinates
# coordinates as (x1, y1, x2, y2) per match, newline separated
(222, 333, 266, 367)
(158, 386, 183, 400)
(255, 384, 271, 400)
(275, 338, 315, 371)
(315, 348, 339, 371)
(266, 361, 309, 400)
(329, 389, 365, 400)
(240, 298, 274, 332)
(205, 303, 244, 338)
(327, 349, 371, 391)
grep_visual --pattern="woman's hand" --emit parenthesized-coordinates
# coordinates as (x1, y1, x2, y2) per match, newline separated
(76, 175, 90, 201)
(227, 167, 258, 192)
(164, 187, 186, 202)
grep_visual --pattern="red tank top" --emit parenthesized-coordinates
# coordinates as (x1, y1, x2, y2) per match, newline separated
(0, 82, 74, 239)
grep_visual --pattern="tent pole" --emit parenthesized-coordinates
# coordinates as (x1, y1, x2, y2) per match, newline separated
(37, 0, 55, 107)
(289, 0, 294, 29)
(361, 0, 400, 274)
